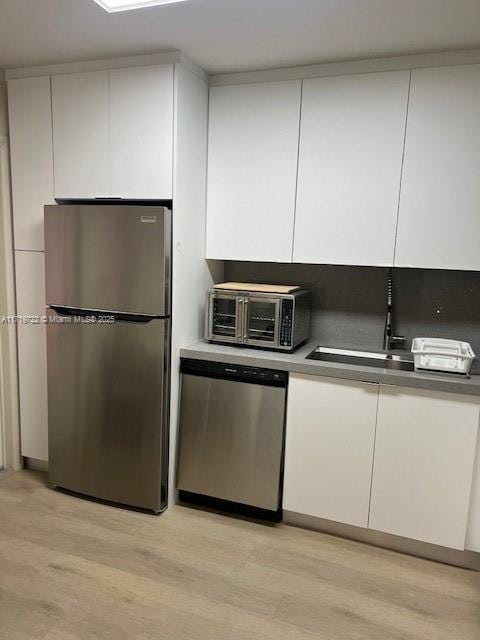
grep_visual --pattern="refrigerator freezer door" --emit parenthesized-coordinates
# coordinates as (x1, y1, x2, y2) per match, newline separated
(45, 205, 171, 316)
(47, 309, 170, 511)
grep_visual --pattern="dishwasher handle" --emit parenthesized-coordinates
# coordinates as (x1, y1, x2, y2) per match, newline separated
(180, 359, 288, 388)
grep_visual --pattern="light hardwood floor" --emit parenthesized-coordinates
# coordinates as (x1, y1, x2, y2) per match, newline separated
(0, 471, 479, 640)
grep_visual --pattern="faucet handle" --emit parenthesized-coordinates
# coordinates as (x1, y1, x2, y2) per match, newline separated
(390, 335, 406, 349)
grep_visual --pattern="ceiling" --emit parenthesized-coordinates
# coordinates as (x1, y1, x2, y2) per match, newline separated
(1, 0, 480, 75)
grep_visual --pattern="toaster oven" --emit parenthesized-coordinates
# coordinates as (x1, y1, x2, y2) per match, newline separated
(206, 288, 310, 352)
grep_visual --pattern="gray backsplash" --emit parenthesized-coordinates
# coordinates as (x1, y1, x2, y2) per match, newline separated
(223, 262, 480, 354)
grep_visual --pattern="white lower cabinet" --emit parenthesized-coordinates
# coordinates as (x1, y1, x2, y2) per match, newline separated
(466, 440, 480, 552)
(284, 375, 480, 552)
(15, 251, 48, 462)
(369, 386, 479, 550)
(284, 374, 378, 528)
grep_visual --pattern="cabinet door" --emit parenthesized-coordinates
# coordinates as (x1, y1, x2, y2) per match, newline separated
(206, 81, 301, 262)
(284, 374, 378, 527)
(396, 65, 480, 269)
(8, 76, 55, 250)
(110, 65, 173, 199)
(293, 71, 410, 266)
(466, 443, 480, 552)
(369, 386, 479, 550)
(15, 251, 48, 462)
(52, 71, 109, 198)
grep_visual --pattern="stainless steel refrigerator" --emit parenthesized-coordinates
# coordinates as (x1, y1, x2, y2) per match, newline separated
(44, 204, 171, 512)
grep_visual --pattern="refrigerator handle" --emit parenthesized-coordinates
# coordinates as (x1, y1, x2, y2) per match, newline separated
(48, 305, 158, 323)
(49, 305, 78, 317)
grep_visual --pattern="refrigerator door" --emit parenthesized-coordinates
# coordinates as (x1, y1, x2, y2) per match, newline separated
(47, 309, 170, 511)
(44, 205, 171, 316)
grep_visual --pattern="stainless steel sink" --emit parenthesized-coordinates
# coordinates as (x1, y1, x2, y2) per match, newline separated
(307, 346, 415, 372)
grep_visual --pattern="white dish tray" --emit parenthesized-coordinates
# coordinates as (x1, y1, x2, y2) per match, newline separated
(411, 338, 475, 376)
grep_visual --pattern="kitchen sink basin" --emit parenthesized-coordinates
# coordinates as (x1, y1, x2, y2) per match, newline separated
(307, 346, 415, 372)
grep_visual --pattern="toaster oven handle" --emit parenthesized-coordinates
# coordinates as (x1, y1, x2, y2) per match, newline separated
(237, 296, 248, 343)
(243, 297, 249, 342)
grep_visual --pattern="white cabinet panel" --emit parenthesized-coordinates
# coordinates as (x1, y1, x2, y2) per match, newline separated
(466, 438, 480, 552)
(8, 76, 55, 251)
(52, 71, 109, 198)
(15, 251, 48, 462)
(206, 81, 301, 262)
(369, 386, 479, 550)
(396, 65, 480, 269)
(293, 71, 410, 266)
(110, 65, 173, 199)
(284, 374, 378, 528)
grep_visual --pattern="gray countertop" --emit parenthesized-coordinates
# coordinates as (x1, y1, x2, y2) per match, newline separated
(180, 339, 480, 397)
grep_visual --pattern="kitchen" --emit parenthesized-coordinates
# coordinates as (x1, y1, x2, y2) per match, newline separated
(1, 1, 480, 639)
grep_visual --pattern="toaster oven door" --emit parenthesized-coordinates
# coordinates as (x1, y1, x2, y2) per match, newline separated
(207, 292, 243, 344)
(244, 296, 281, 348)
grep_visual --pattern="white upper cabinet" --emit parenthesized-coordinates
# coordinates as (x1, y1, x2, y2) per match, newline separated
(8, 76, 55, 250)
(284, 374, 378, 528)
(52, 65, 174, 200)
(293, 71, 410, 266)
(206, 80, 302, 262)
(110, 65, 173, 199)
(395, 65, 480, 270)
(52, 71, 110, 199)
(369, 386, 479, 550)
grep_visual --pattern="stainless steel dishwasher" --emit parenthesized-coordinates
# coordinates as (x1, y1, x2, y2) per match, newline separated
(176, 359, 288, 516)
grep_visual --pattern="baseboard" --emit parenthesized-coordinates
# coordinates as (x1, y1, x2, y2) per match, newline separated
(179, 490, 282, 522)
(284, 510, 480, 571)
(24, 457, 48, 473)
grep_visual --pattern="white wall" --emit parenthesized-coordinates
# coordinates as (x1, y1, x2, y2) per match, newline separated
(0, 70, 21, 471)
(0, 74, 8, 137)
(170, 63, 223, 503)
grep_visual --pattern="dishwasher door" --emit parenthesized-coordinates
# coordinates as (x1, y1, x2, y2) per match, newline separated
(177, 361, 287, 511)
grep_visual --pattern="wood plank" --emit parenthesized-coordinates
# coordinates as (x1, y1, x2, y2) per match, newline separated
(0, 471, 479, 640)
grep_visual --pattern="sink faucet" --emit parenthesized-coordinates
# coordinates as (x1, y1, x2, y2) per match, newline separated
(383, 268, 405, 351)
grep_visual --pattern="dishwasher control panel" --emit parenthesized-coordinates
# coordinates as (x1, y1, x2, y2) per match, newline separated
(180, 359, 288, 387)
